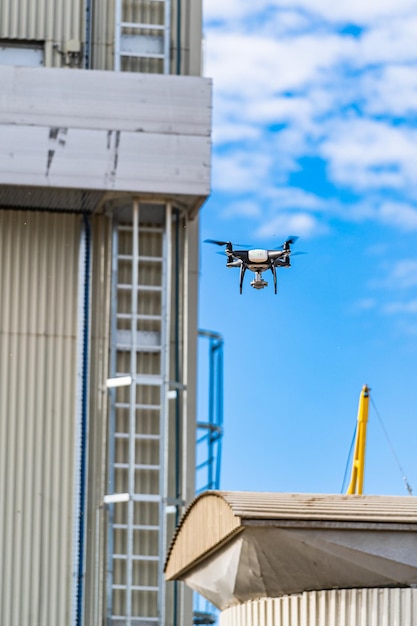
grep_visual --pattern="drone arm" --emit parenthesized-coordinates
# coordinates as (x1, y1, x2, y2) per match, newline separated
(274, 255, 290, 268)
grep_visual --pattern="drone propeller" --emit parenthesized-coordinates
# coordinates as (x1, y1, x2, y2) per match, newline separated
(285, 235, 299, 245)
(204, 239, 252, 248)
(275, 235, 300, 250)
(204, 239, 229, 246)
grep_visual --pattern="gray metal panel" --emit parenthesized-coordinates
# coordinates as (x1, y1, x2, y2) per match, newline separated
(0, 66, 212, 198)
(0, 66, 211, 135)
(0, 210, 81, 626)
(220, 589, 417, 626)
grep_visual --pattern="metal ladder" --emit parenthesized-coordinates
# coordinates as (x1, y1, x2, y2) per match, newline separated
(108, 202, 171, 625)
(114, 0, 171, 73)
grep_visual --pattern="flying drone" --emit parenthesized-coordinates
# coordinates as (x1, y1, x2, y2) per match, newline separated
(205, 236, 302, 294)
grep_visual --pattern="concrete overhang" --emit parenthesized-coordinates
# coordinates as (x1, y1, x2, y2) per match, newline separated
(0, 65, 212, 215)
(165, 491, 417, 610)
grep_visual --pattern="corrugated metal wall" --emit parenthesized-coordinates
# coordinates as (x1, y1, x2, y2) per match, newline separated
(220, 589, 417, 626)
(0, 0, 83, 67)
(83, 214, 113, 626)
(0, 0, 202, 74)
(0, 210, 81, 626)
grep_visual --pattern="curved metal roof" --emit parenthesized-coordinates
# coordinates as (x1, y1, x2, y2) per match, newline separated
(165, 491, 417, 609)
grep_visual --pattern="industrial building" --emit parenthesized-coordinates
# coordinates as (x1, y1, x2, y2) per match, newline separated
(0, 1, 211, 625)
(165, 491, 417, 626)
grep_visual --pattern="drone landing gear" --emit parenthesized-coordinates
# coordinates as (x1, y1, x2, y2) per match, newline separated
(250, 271, 268, 290)
(271, 265, 277, 294)
(239, 264, 246, 294)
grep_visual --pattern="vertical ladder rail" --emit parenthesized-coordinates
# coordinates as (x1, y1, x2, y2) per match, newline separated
(126, 202, 140, 624)
(114, 0, 122, 72)
(106, 222, 120, 623)
(158, 203, 172, 625)
(163, 0, 171, 74)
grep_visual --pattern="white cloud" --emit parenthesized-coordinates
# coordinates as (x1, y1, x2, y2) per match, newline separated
(321, 120, 417, 194)
(386, 260, 417, 289)
(362, 65, 417, 117)
(354, 298, 377, 311)
(223, 200, 262, 218)
(205, 31, 356, 99)
(384, 300, 417, 315)
(265, 187, 325, 210)
(204, 0, 416, 26)
(357, 16, 417, 66)
(212, 151, 274, 192)
(378, 202, 417, 231)
(255, 211, 326, 239)
(203, 0, 417, 233)
(275, 0, 415, 23)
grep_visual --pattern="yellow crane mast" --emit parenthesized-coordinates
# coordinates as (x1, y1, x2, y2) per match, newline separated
(347, 385, 370, 495)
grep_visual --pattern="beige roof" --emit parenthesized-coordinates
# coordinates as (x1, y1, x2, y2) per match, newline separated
(165, 491, 417, 608)
(166, 491, 417, 580)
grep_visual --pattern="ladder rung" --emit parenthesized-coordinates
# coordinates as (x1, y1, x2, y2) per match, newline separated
(132, 494, 160, 503)
(118, 255, 163, 263)
(118, 225, 163, 233)
(115, 433, 160, 441)
(113, 554, 159, 562)
(114, 463, 160, 470)
(121, 22, 166, 31)
(117, 313, 162, 321)
(117, 284, 162, 292)
(120, 51, 165, 60)
(137, 375, 163, 386)
(115, 402, 161, 410)
(113, 584, 159, 592)
(111, 618, 159, 623)
(114, 524, 160, 531)
(115, 344, 162, 353)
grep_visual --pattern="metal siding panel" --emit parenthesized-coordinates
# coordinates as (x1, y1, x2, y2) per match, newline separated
(91, 0, 113, 70)
(0, 0, 83, 61)
(0, 210, 81, 626)
(92, 0, 203, 74)
(0, 66, 211, 135)
(0, 126, 211, 195)
(219, 491, 417, 522)
(83, 215, 113, 626)
(220, 590, 417, 626)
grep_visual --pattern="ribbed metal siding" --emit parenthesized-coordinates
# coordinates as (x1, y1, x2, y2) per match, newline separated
(83, 214, 113, 626)
(0, 0, 83, 67)
(0, 210, 81, 626)
(0, 0, 202, 74)
(220, 589, 417, 626)
(219, 491, 417, 522)
(92, 0, 202, 74)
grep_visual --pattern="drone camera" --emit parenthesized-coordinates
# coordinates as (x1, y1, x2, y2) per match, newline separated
(250, 278, 268, 290)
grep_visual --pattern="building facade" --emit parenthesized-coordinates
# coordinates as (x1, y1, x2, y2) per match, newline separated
(0, 2, 211, 625)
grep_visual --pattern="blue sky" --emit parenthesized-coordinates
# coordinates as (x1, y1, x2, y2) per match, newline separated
(197, 0, 417, 497)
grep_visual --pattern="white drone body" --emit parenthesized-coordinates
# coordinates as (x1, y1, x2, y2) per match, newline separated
(205, 237, 301, 294)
